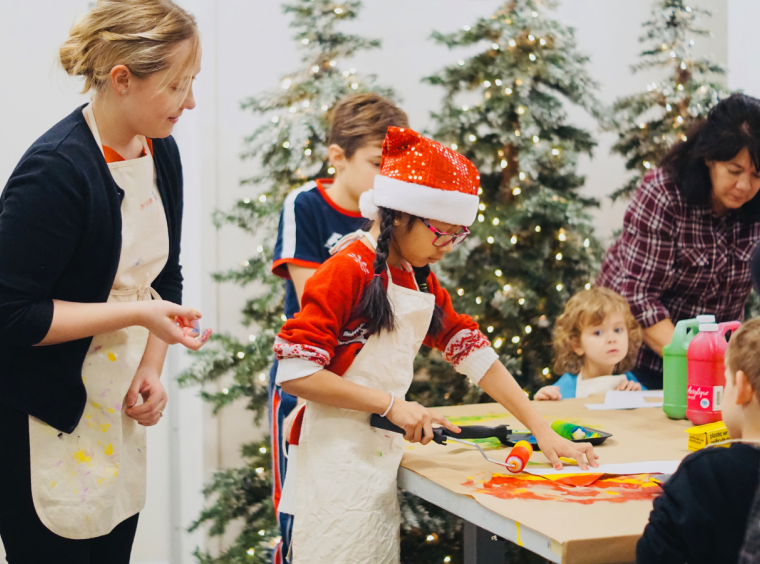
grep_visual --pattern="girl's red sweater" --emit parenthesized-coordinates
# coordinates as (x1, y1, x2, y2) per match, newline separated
(274, 239, 497, 383)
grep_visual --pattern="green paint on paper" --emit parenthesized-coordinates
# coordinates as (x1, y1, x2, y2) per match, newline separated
(449, 413, 504, 425)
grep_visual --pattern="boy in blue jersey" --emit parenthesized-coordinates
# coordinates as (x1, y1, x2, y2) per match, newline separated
(269, 93, 409, 564)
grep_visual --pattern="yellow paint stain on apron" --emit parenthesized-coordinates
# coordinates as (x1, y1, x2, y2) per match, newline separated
(27, 102, 168, 539)
(74, 450, 92, 465)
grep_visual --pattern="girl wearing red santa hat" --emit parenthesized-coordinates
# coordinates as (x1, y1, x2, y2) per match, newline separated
(273, 127, 598, 563)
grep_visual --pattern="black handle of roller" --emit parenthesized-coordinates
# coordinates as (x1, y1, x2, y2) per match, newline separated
(369, 414, 447, 445)
(369, 415, 511, 445)
(441, 424, 510, 441)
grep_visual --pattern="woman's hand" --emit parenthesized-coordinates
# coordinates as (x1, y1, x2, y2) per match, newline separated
(534, 386, 562, 401)
(387, 399, 461, 445)
(533, 428, 599, 471)
(136, 301, 210, 350)
(125, 367, 167, 426)
(615, 379, 642, 392)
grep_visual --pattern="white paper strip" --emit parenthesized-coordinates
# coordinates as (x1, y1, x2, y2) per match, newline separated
(525, 460, 681, 477)
(585, 390, 664, 410)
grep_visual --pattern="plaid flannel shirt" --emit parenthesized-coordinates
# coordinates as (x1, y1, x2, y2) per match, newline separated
(597, 169, 760, 375)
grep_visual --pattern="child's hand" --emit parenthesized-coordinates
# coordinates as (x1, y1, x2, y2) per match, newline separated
(387, 399, 461, 445)
(615, 379, 642, 392)
(534, 386, 561, 401)
(533, 429, 599, 471)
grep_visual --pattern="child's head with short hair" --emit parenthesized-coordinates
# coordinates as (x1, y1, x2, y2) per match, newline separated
(553, 287, 642, 376)
(723, 319, 760, 439)
(327, 93, 409, 201)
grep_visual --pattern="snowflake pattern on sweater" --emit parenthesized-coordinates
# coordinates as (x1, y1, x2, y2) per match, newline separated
(444, 329, 491, 366)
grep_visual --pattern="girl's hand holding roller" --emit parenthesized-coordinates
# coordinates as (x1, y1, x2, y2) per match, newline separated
(386, 398, 461, 445)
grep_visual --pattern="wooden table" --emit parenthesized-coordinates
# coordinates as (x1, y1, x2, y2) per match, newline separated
(398, 397, 693, 564)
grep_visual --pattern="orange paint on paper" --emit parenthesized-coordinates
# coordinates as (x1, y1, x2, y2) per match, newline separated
(465, 473, 663, 505)
(551, 474, 605, 487)
(107, 352, 117, 362)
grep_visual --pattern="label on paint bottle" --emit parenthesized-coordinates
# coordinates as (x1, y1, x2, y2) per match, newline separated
(687, 385, 722, 412)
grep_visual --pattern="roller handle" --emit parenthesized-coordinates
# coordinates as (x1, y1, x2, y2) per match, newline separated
(369, 414, 447, 444)
(441, 424, 511, 441)
(369, 414, 510, 445)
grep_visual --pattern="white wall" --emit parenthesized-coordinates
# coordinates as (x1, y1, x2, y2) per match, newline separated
(728, 0, 760, 97)
(0, 1, 738, 562)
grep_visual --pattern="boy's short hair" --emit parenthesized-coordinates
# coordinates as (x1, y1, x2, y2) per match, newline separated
(726, 318, 760, 395)
(328, 93, 409, 159)
(552, 287, 643, 375)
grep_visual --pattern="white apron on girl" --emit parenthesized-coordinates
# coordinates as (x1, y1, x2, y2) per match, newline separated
(26, 103, 169, 539)
(288, 231, 435, 564)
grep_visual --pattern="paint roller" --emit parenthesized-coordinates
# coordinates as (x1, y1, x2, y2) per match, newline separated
(505, 440, 533, 473)
(551, 420, 599, 441)
(370, 414, 533, 473)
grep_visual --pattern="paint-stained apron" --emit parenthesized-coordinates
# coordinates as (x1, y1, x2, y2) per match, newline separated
(27, 103, 169, 539)
(289, 231, 435, 564)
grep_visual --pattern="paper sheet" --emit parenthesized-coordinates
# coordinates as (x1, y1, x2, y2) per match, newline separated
(400, 398, 693, 563)
(585, 390, 664, 410)
(524, 460, 681, 477)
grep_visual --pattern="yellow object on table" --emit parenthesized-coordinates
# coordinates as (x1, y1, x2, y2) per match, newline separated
(686, 421, 729, 451)
(399, 395, 692, 564)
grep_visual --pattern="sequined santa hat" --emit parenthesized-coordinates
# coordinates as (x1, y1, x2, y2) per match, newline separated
(359, 127, 480, 226)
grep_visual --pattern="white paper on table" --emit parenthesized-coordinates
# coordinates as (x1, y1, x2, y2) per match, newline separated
(585, 390, 664, 410)
(525, 460, 681, 477)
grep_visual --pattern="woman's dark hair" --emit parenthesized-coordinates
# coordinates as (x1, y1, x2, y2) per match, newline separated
(660, 93, 760, 220)
(355, 207, 443, 337)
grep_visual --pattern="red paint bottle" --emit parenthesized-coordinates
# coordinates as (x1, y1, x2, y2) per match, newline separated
(686, 321, 741, 425)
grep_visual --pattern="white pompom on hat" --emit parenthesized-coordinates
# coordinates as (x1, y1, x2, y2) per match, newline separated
(359, 190, 380, 221)
(359, 127, 481, 226)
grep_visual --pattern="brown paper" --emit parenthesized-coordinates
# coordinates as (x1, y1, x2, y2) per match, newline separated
(399, 396, 692, 563)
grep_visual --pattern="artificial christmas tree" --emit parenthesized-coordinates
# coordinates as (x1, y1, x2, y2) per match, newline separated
(608, 0, 730, 201)
(178, 2, 393, 562)
(412, 0, 604, 410)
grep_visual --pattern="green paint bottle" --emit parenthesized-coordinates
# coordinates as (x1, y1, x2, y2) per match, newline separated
(663, 316, 711, 419)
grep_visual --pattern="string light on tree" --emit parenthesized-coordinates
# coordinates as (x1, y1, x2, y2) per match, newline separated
(178, 2, 415, 561)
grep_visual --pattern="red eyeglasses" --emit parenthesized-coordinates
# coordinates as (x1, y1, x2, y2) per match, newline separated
(419, 218, 470, 248)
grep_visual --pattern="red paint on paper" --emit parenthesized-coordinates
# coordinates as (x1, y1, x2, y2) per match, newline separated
(465, 474, 662, 505)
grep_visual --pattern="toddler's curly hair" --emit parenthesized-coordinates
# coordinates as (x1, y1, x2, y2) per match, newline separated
(552, 287, 642, 375)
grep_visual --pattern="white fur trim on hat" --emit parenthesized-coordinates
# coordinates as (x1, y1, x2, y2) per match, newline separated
(359, 190, 380, 221)
(373, 176, 479, 226)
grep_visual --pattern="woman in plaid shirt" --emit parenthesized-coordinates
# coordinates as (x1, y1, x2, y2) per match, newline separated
(598, 94, 760, 390)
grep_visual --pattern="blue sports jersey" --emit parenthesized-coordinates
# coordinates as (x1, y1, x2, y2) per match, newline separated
(272, 179, 367, 319)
